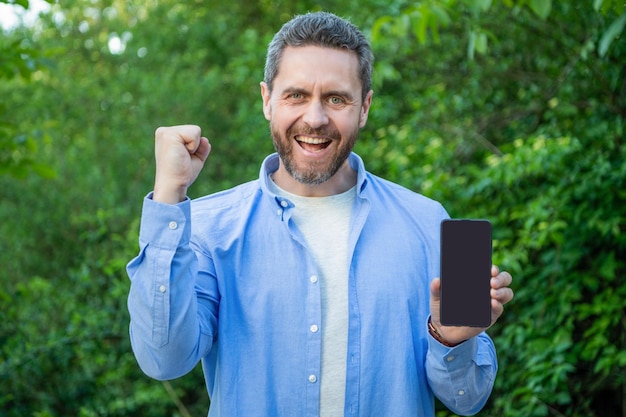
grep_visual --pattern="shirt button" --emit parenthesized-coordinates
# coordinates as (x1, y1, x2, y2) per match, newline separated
(446, 355, 455, 362)
(308, 374, 317, 383)
(310, 275, 318, 283)
(310, 324, 319, 333)
(159, 285, 166, 293)
(280, 200, 289, 208)
(276, 209, 282, 216)
(458, 389, 465, 396)
(168, 221, 178, 230)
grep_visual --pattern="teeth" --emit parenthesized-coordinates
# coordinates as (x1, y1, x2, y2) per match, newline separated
(297, 136, 330, 145)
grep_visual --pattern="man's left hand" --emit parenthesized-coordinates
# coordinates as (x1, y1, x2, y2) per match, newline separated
(429, 265, 514, 346)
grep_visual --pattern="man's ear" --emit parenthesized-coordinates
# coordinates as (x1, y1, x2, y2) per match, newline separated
(260, 81, 271, 121)
(359, 89, 374, 128)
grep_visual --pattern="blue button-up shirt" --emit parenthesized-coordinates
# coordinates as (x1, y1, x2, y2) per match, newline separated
(127, 152, 497, 417)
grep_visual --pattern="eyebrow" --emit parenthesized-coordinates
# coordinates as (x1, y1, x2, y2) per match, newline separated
(281, 87, 308, 96)
(326, 89, 356, 102)
(281, 87, 356, 102)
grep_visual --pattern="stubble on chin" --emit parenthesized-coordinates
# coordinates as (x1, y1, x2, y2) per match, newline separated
(270, 122, 356, 186)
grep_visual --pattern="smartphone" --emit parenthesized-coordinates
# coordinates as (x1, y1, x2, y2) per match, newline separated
(440, 219, 492, 327)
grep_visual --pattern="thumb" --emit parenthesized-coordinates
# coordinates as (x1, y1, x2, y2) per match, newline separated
(193, 137, 211, 162)
(430, 277, 441, 300)
(189, 137, 211, 182)
(429, 278, 442, 325)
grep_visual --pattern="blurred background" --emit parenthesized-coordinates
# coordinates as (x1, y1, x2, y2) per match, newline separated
(1, 0, 624, 416)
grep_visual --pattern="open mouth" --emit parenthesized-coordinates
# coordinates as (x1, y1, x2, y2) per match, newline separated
(296, 135, 332, 152)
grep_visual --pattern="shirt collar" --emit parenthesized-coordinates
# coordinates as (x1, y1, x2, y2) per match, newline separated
(259, 152, 369, 203)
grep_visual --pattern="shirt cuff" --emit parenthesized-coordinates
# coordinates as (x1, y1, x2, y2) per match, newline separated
(426, 320, 479, 366)
(138, 192, 192, 249)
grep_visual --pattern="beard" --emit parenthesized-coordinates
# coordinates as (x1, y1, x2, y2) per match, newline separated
(270, 121, 359, 186)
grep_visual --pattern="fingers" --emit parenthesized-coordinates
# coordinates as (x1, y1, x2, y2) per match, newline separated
(153, 125, 211, 204)
(156, 124, 195, 143)
(490, 268, 514, 306)
(491, 270, 512, 289)
(491, 286, 514, 304)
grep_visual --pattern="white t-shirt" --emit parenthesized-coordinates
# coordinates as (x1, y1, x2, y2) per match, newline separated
(269, 177, 355, 416)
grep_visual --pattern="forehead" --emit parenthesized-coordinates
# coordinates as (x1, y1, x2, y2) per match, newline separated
(273, 45, 361, 92)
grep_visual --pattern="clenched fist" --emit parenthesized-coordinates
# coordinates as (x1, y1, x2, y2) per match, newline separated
(153, 125, 211, 204)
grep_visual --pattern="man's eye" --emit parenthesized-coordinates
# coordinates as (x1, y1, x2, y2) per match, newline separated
(290, 93, 303, 99)
(329, 97, 343, 105)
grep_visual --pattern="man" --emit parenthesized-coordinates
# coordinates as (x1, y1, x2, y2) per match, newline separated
(127, 11, 514, 417)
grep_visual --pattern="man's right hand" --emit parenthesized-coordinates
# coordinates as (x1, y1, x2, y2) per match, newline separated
(153, 125, 211, 204)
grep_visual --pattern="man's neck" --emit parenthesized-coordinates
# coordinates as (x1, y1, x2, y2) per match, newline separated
(271, 159, 357, 197)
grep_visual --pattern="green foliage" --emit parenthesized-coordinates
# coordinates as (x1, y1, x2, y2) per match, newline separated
(453, 135, 626, 416)
(0, 5, 56, 178)
(373, 0, 626, 59)
(1, 0, 624, 416)
(364, 1, 625, 415)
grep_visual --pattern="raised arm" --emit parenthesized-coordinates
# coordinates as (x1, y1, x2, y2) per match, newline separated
(127, 125, 216, 380)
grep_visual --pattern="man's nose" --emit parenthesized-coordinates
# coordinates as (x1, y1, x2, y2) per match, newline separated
(302, 100, 329, 128)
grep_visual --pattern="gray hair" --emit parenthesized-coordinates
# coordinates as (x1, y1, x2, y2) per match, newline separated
(264, 11, 374, 101)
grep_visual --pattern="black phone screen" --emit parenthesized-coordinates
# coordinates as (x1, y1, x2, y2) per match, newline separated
(440, 219, 492, 327)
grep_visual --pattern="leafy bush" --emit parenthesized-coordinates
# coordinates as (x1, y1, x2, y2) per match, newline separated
(455, 135, 625, 417)
(1, 0, 624, 416)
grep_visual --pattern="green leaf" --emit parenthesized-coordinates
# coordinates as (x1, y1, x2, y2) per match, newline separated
(468, 28, 488, 59)
(429, 4, 451, 27)
(475, 31, 488, 54)
(599, 13, 626, 57)
(31, 163, 56, 179)
(593, 0, 604, 11)
(7, 0, 30, 8)
(412, 6, 429, 44)
(529, 0, 552, 19)
(371, 16, 393, 42)
(598, 252, 617, 280)
(472, 0, 493, 12)
(468, 29, 477, 60)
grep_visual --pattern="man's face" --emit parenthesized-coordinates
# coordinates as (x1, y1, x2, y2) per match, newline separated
(261, 46, 372, 188)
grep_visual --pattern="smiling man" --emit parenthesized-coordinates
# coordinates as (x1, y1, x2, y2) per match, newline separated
(127, 11, 514, 417)
(262, 45, 371, 195)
